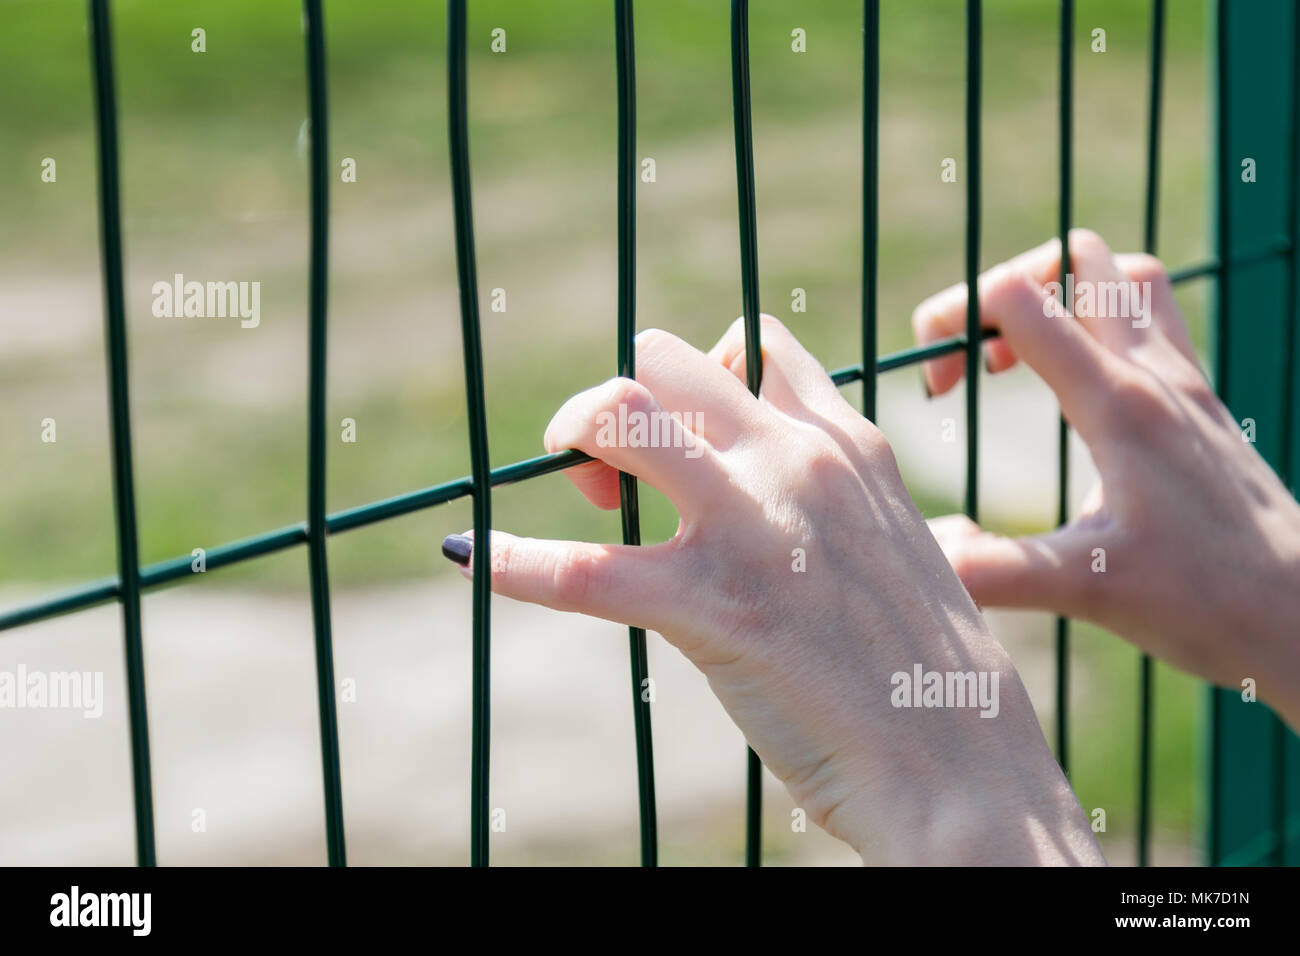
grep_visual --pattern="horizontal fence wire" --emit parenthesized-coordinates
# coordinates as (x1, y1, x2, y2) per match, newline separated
(729, 0, 765, 869)
(87, 0, 156, 868)
(1168, 238, 1294, 282)
(1137, 0, 1166, 869)
(614, 0, 658, 867)
(302, 0, 348, 868)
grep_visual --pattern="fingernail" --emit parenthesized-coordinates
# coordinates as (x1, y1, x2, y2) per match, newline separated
(921, 369, 933, 399)
(441, 533, 473, 566)
(983, 346, 994, 375)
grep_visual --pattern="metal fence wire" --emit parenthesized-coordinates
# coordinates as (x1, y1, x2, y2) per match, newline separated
(3, 0, 1298, 867)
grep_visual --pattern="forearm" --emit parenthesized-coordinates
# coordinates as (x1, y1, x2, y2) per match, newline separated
(1253, 553, 1300, 731)
(786, 633, 1106, 865)
(1232, 496, 1300, 731)
(820, 722, 1104, 865)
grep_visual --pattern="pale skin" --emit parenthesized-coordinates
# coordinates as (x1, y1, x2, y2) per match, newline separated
(446, 230, 1300, 865)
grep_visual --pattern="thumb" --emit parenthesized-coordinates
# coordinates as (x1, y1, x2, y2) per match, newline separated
(928, 513, 1101, 615)
(441, 529, 681, 633)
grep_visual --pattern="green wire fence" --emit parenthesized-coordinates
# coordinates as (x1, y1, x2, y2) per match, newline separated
(3, 0, 1297, 867)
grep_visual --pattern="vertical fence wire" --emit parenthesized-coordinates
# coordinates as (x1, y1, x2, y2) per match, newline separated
(1209, 0, 1229, 866)
(302, 0, 348, 868)
(1054, 0, 1072, 778)
(729, 0, 764, 868)
(614, 0, 658, 867)
(447, 0, 494, 867)
(87, 0, 156, 868)
(964, 0, 981, 522)
(1137, 0, 1165, 868)
(862, 0, 880, 421)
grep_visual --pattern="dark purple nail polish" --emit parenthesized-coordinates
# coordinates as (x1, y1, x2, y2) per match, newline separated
(441, 533, 472, 566)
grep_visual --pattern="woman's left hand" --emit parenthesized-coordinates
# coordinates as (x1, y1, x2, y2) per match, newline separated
(446, 315, 1102, 865)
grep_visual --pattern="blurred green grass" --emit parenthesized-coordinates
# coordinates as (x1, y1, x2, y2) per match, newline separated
(1, 0, 1212, 859)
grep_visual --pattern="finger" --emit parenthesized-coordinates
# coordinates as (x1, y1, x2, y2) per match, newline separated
(913, 265, 1129, 440)
(448, 529, 682, 634)
(634, 328, 761, 447)
(1114, 252, 1198, 364)
(708, 314, 850, 422)
(929, 514, 1104, 616)
(567, 328, 762, 511)
(555, 457, 624, 511)
(1063, 229, 1149, 352)
(544, 377, 728, 513)
(983, 337, 1017, 375)
(997, 229, 1146, 351)
(914, 231, 1159, 394)
(913, 237, 1065, 394)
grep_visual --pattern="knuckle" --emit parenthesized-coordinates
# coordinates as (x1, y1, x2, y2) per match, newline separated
(852, 420, 894, 463)
(1124, 252, 1170, 287)
(799, 426, 897, 496)
(712, 317, 748, 364)
(801, 439, 841, 473)
(981, 266, 1038, 314)
(1169, 357, 1212, 397)
(634, 327, 675, 356)
(912, 292, 952, 337)
(550, 547, 599, 608)
(798, 438, 852, 488)
(912, 282, 972, 340)
(910, 301, 932, 337)
(490, 534, 515, 580)
(601, 376, 652, 415)
(1184, 376, 1218, 410)
(1068, 227, 1111, 262)
(1101, 367, 1170, 429)
(1174, 365, 1224, 416)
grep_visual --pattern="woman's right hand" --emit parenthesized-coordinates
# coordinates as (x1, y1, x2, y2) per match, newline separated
(915, 229, 1300, 729)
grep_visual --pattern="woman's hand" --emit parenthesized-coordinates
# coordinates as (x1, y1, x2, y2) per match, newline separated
(446, 316, 1102, 865)
(917, 229, 1300, 730)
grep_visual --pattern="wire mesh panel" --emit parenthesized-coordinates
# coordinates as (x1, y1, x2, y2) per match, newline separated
(1, 0, 1296, 867)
